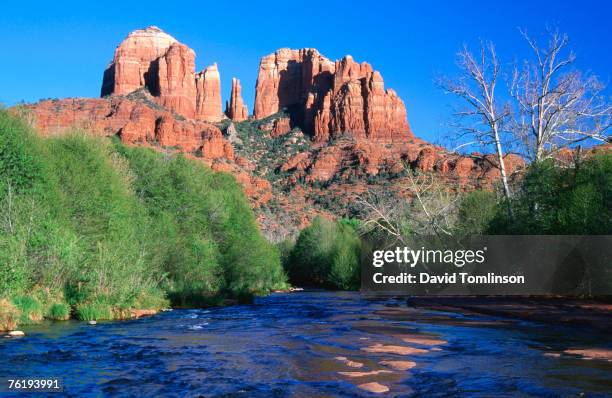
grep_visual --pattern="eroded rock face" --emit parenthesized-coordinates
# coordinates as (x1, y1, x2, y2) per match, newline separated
(226, 78, 249, 121)
(101, 26, 178, 97)
(195, 63, 223, 122)
(26, 26, 536, 242)
(23, 96, 232, 160)
(101, 26, 222, 122)
(254, 48, 335, 119)
(271, 117, 291, 137)
(156, 42, 197, 118)
(254, 49, 412, 142)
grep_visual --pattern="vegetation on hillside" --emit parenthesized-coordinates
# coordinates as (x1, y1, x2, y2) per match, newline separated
(0, 110, 287, 330)
(280, 153, 612, 290)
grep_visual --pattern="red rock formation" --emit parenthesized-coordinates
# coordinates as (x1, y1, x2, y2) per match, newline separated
(254, 48, 334, 119)
(225, 78, 249, 121)
(271, 117, 291, 137)
(195, 64, 223, 122)
(22, 96, 232, 161)
(156, 43, 197, 118)
(101, 26, 223, 122)
(281, 152, 311, 172)
(101, 26, 177, 96)
(254, 49, 412, 142)
(416, 147, 437, 172)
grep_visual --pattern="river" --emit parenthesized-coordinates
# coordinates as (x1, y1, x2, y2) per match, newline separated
(1, 291, 611, 397)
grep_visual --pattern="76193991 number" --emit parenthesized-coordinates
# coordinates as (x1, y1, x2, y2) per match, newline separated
(1, 378, 63, 392)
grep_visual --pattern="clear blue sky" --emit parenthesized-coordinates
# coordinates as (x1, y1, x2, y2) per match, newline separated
(1, 0, 610, 142)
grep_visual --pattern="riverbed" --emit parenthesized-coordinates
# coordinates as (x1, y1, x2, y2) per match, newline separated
(1, 291, 611, 397)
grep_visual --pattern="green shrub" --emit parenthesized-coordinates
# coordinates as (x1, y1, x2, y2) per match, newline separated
(491, 153, 612, 234)
(454, 190, 498, 236)
(0, 111, 43, 196)
(76, 300, 113, 321)
(48, 303, 70, 320)
(116, 144, 287, 303)
(12, 295, 43, 324)
(287, 217, 361, 290)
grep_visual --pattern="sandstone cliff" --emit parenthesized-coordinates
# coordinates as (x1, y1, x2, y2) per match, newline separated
(101, 26, 223, 122)
(254, 49, 412, 142)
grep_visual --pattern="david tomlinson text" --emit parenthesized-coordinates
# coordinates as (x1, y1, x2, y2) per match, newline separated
(373, 272, 525, 285)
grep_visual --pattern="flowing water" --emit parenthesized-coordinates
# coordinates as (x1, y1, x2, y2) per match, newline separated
(1, 291, 611, 397)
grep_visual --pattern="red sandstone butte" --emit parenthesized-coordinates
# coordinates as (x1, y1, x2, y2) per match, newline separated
(226, 78, 249, 121)
(101, 26, 222, 122)
(101, 26, 178, 96)
(253, 48, 412, 142)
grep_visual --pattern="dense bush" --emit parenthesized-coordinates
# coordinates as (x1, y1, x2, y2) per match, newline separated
(0, 110, 286, 328)
(490, 154, 612, 234)
(286, 217, 361, 290)
(449, 153, 612, 235)
(454, 190, 498, 237)
(117, 144, 288, 304)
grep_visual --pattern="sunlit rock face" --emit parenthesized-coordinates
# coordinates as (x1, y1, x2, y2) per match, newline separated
(254, 49, 413, 142)
(225, 77, 249, 121)
(101, 26, 222, 122)
(101, 26, 178, 97)
(195, 63, 223, 122)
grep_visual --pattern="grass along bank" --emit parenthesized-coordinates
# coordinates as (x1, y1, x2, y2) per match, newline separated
(0, 110, 287, 331)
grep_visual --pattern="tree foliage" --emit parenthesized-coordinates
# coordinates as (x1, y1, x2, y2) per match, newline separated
(286, 217, 361, 290)
(0, 110, 286, 327)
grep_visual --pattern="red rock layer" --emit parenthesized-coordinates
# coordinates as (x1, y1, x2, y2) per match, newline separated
(101, 26, 222, 122)
(23, 97, 232, 160)
(279, 136, 525, 186)
(254, 49, 412, 142)
(225, 78, 249, 121)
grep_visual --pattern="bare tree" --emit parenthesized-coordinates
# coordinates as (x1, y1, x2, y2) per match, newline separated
(357, 168, 460, 243)
(511, 28, 612, 162)
(357, 190, 410, 246)
(438, 42, 514, 203)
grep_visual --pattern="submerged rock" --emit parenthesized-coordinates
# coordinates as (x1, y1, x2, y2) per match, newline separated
(564, 348, 612, 362)
(358, 382, 389, 393)
(397, 334, 447, 346)
(379, 360, 416, 370)
(334, 356, 364, 368)
(338, 370, 392, 377)
(361, 344, 428, 355)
